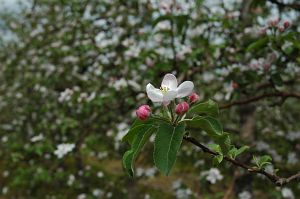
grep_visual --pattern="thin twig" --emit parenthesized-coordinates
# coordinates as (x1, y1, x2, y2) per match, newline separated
(183, 136, 300, 186)
(220, 91, 300, 109)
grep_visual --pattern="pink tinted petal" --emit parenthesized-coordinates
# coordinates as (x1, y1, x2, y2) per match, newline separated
(161, 74, 178, 90)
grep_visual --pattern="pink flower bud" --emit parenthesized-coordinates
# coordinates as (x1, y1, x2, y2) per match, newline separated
(263, 63, 270, 71)
(283, 21, 290, 28)
(259, 27, 267, 35)
(268, 18, 279, 27)
(278, 26, 285, 32)
(136, 105, 151, 121)
(188, 92, 200, 104)
(232, 81, 239, 89)
(175, 102, 189, 115)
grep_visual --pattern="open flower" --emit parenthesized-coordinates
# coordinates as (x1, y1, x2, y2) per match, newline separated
(146, 74, 194, 105)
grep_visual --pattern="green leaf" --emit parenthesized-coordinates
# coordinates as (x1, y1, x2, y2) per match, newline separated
(188, 99, 219, 117)
(175, 15, 189, 34)
(253, 155, 272, 169)
(123, 126, 156, 177)
(185, 116, 231, 153)
(236, 146, 250, 157)
(228, 146, 249, 159)
(271, 73, 283, 87)
(185, 116, 223, 137)
(122, 119, 154, 145)
(154, 123, 185, 175)
(215, 133, 231, 154)
(213, 154, 224, 165)
(246, 37, 269, 52)
(208, 143, 222, 154)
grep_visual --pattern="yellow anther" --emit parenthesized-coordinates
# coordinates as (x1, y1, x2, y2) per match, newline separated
(160, 86, 169, 94)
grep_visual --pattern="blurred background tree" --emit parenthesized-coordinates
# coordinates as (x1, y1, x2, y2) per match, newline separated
(0, 0, 299, 198)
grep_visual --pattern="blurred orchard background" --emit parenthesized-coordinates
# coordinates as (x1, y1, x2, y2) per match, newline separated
(0, 0, 300, 198)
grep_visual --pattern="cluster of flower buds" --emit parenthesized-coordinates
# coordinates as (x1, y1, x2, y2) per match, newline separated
(267, 18, 290, 32)
(136, 92, 200, 121)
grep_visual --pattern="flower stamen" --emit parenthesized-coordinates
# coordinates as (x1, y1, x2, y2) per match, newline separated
(160, 86, 169, 94)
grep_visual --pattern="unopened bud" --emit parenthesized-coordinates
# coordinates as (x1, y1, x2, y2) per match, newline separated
(175, 102, 189, 115)
(232, 81, 239, 89)
(263, 63, 271, 71)
(136, 105, 151, 120)
(278, 26, 285, 32)
(268, 18, 279, 27)
(283, 21, 290, 28)
(188, 92, 200, 104)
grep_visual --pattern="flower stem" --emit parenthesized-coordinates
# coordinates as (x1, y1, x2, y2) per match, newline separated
(168, 104, 174, 122)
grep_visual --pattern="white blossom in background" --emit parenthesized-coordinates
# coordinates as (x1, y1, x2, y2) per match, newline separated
(156, 21, 171, 30)
(175, 45, 192, 61)
(136, 167, 156, 178)
(175, 188, 193, 199)
(172, 179, 182, 189)
(1, 136, 8, 143)
(202, 72, 215, 83)
(286, 131, 300, 141)
(92, 189, 104, 197)
(67, 174, 75, 186)
(287, 152, 298, 165)
(144, 194, 150, 199)
(3, 170, 9, 177)
(281, 187, 295, 199)
(224, 82, 234, 101)
(97, 151, 108, 159)
(106, 192, 113, 198)
(238, 191, 252, 199)
(2, 187, 8, 195)
(97, 171, 104, 178)
(77, 193, 86, 199)
(201, 168, 223, 184)
(30, 134, 44, 142)
(145, 167, 156, 178)
(265, 165, 274, 173)
(112, 78, 127, 91)
(58, 88, 74, 103)
(128, 80, 141, 91)
(54, 143, 75, 159)
(114, 123, 129, 150)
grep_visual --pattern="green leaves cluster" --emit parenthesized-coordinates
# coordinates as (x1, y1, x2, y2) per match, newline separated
(253, 155, 273, 169)
(122, 119, 185, 177)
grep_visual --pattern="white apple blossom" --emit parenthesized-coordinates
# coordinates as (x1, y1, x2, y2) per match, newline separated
(281, 187, 295, 199)
(146, 73, 194, 105)
(238, 191, 252, 199)
(201, 168, 223, 184)
(54, 143, 75, 159)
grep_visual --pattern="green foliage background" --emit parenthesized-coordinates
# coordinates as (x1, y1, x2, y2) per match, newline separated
(0, 0, 299, 198)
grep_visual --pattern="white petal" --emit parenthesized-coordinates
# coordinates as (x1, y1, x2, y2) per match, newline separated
(176, 81, 194, 98)
(163, 90, 177, 102)
(146, 83, 163, 102)
(161, 73, 178, 90)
